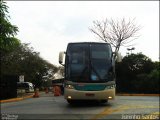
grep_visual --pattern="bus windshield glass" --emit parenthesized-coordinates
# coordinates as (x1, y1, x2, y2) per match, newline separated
(66, 43, 112, 83)
(90, 44, 112, 81)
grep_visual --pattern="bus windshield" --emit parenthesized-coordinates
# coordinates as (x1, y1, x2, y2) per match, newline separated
(66, 43, 112, 83)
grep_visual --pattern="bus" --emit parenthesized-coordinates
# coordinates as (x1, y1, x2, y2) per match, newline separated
(59, 42, 120, 104)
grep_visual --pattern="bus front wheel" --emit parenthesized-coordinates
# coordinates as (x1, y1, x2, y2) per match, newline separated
(67, 100, 75, 104)
(100, 100, 108, 104)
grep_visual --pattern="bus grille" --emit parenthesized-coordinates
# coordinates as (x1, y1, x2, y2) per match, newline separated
(74, 84, 106, 91)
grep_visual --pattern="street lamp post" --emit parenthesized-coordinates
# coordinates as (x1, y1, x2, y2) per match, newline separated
(127, 47, 135, 54)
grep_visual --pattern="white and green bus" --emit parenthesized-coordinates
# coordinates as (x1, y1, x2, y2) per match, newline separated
(59, 42, 120, 104)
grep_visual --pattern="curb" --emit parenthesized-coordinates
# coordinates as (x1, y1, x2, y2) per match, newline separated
(0, 94, 34, 103)
(116, 94, 160, 96)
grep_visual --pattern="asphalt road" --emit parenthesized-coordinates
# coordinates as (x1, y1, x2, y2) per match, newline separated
(1, 92, 159, 120)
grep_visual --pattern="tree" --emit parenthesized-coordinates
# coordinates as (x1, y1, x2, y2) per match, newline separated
(0, 1, 20, 52)
(116, 53, 158, 93)
(90, 18, 141, 59)
(1, 43, 58, 88)
(122, 53, 154, 74)
(0, 2, 58, 89)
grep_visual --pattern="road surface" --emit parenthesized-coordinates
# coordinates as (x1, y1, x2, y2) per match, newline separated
(1, 92, 159, 120)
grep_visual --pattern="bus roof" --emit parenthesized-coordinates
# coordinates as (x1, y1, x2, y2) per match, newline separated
(67, 42, 110, 45)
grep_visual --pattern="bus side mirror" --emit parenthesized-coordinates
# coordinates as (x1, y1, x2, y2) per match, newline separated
(59, 51, 65, 66)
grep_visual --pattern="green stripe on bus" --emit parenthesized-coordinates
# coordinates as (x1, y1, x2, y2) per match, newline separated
(74, 84, 106, 91)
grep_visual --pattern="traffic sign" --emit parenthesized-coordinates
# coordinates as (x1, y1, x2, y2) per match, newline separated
(19, 75, 24, 82)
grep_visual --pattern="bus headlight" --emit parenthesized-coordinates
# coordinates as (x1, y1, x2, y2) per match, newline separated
(105, 85, 115, 89)
(65, 84, 74, 89)
(67, 96, 72, 99)
(108, 96, 113, 99)
(110, 85, 115, 89)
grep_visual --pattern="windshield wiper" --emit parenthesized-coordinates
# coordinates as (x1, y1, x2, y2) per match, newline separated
(78, 66, 88, 81)
(90, 62, 102, 81)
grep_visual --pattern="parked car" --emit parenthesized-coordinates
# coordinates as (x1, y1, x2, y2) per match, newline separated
(17, 82, 34, 93)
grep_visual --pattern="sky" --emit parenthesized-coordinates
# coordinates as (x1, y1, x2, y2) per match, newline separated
(6, 1, 159, 66)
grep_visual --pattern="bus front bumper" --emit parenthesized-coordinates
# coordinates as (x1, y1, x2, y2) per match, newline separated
(64, 88, 115, 100)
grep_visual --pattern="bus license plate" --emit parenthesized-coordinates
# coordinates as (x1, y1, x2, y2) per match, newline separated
(85, 93, 95, 96)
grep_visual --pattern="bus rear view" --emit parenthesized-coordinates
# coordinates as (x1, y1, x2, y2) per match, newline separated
(59, 42, 116, 104)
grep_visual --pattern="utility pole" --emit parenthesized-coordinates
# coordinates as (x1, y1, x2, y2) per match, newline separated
(127, 47, 135, 54)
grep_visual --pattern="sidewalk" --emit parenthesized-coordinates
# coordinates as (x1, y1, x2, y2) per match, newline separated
(116, 93, 160, 96)
(0, 91, 54, 103)
(0, 93, 34, 103)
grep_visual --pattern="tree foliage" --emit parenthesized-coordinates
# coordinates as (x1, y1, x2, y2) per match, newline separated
(1, 43, 58, 88)
(116, 53, 159, 94)
(90, 18, 141, 59)
(0, 1, 20, 52)
(0, 2, 58, 89)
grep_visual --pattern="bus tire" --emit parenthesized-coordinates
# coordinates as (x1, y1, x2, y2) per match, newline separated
(100, 100, 108, 104)
(67, 100, 74, 104)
